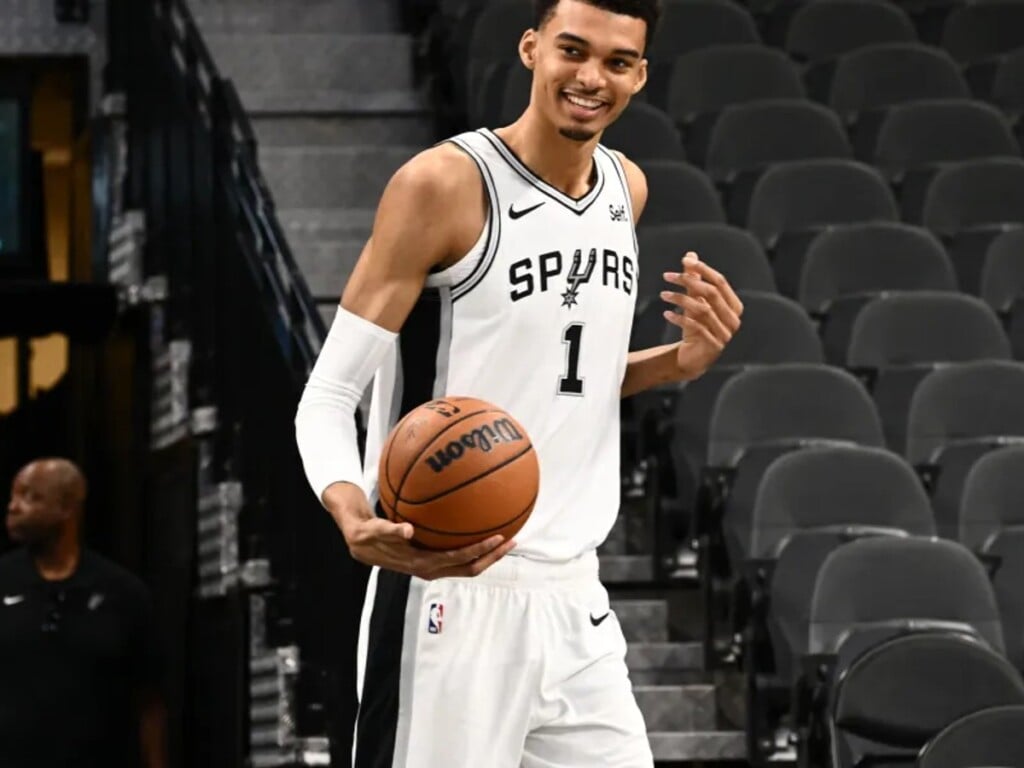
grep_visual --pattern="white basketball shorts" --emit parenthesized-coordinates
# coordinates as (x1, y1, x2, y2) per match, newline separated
(352, 551, 653, 767)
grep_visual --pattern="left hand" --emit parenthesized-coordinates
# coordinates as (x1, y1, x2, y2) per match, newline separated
(660, 252, 744, 380)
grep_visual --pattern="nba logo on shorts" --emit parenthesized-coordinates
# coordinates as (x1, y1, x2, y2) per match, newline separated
(427, 603, 444, 634)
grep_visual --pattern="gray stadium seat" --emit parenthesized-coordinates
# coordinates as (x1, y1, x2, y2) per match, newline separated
(666, 293, 822, 515)
(874, 100, 1020, 222)
(600, 102, 685, 162)
(979, 227, 1024, 358)
(827, 43, 971, 158)
(917, 705, 1024, 768)
(847, 292, 1010, 451)
(941, 1, 1024, 64)
(747, 160, 899, 295)
(637, 160, 725, 226)
(906, 361, 1024, 538)
(636, 224, 775, 305)
(465, 1, 532, 124)
(665, 45, 805, 165)
(705, 100, 852, 224)
(644, 0, 761, 105)
(785, 0, 917, 65)
(922, 158, 1024, 291)
(822, 633, 1024, 768)
(756, 446, 936, 679)
(809, 537, 1005, 658)
(799, 223, 956, 360)
(960, 446, 1024, 669)
(991, 47, 1024, 118)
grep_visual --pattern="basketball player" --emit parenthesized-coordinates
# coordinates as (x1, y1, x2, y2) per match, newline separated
(295, 0, 743, 765)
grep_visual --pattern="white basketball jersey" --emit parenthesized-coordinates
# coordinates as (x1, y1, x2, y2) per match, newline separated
(362, 129, 639, 562)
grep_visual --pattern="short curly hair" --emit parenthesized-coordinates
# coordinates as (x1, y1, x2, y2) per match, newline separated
(534, 0, 661, 51)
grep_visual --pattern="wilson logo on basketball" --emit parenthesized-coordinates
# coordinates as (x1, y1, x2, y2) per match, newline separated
(425, 418, 525, 473)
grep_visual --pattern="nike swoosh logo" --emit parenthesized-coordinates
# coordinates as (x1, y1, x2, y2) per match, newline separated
(3, 595, 24, 606)
(590, 611, 611, 627)
(509, 201, 545, 220)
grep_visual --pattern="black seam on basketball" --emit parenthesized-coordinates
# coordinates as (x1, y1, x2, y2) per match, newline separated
(394, 486, 538, 542)
(391, 405, 495, 501)
(397, 444, 536, 505)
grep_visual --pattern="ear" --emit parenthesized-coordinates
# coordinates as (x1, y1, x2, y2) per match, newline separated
(519, 29, 538, 70)
(632, 59, 648, 95)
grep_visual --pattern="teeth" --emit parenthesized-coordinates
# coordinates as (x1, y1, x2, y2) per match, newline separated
(565, 93, 602, 109)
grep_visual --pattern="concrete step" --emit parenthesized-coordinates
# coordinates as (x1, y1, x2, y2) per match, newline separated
(204, 33, 417, 96)
(291, 238, 364, 298)
(234, 87, 429, 115)
(253, 115, 436, 147)
(600, 554, 654, 584)
(260, 145, 418, 208)
(190, 0, 399, 34)
(626, 642, 703, 685)
(648, 730, 747, 762)
(278, 208, 376, 243)
(612, 599, 667, 642)
(634, 685, 716, 732)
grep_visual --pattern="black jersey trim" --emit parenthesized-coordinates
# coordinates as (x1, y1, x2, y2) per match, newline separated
(446, 135, 503, 301)
(479, 129, 606, 215)
(598, 144, 640, 255)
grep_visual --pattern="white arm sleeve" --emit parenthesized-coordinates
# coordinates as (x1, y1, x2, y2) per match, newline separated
(295, 306, 398, 504)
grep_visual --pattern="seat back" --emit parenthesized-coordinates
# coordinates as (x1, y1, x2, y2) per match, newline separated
(786, 0, 917, 63)
(917, 705, 1024, 768)
(922, 158, 1024, 236)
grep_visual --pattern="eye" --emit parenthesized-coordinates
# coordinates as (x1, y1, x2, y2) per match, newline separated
(560, 46, 582, 58)
(610, 58, 630, 70)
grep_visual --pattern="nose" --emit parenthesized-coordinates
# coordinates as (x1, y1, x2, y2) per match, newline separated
(575, 59, 606, 92)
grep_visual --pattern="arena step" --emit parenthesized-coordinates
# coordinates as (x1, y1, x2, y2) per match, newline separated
(190, 0, 399, 34)
(634, 685, 717, 732)
(252, 115, 436, 148)
(627, 641, 704, 685)
(290, 238, 364, 300)
(612, 599, 668, 642)
(600, 554, 654, 583)
(648, 730, 748, 762)
(259, 145, 419, 209)
(278, 208, 376, 244)
(203, 33, 419, 106)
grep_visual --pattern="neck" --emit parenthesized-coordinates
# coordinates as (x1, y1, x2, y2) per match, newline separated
(497, 106, 599, 198)
(29, 526, 80, 581)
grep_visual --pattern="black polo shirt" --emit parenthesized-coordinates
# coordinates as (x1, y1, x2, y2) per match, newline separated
(0, 547, 160, 768)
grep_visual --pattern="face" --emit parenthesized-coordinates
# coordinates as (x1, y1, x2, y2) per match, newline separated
(522, 0, 649, 142)
(6, 464, 67, 543)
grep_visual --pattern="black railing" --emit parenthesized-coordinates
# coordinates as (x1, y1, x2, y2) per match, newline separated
(108, 1, 366, 765)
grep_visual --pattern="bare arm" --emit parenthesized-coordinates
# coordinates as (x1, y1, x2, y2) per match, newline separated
(614, 153, 744, 399)
(321, 145, 517, 577)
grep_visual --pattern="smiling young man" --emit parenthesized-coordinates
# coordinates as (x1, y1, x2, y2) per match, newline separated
(294, 0, 743, 765)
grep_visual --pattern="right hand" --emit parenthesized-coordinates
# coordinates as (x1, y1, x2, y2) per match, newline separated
(324, 482, 516, 580)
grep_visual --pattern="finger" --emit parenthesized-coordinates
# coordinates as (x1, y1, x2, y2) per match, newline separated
(681, 313, 725, 352)
(686, 260, 744, 317)
(663, 308, 686, 330)
(415, 535, 506, 575)
(360, 517, 414, 543)
(679, 275, 742, 334)
(435, 539, 517, 579)
(679, 293, 733, 345)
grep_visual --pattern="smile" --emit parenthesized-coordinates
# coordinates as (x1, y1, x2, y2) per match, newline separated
(562, 92, 606, 111)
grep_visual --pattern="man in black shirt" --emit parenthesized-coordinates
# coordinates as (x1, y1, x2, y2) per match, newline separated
(1, 458, 167, 768)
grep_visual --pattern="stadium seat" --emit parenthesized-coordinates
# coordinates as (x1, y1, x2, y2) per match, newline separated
(799, 223, 956, 360)
(979, 227, 1024, 358)
(917, 705, 1024, 768)
(643, 0, 761, 106)
(847, 292, 1010, 451)
(827, 43, 971, 158)
(906, 360, 1024, 539)
(922, 158, 1024, 291)
(942, 1, 1024, 97)
(746, 159, 899, 295)
(873, 100, 1020, 222)
(704, 100, 852, 224)
(991, 46, 1024, 122)
(599, 102, 685, 162)
(664, 293, 822, 522)
(664, 45, 805, 165)
(815, 633, 1024, 768)
(637, 160, 725, 226)
(960, 446, 1024, 669)
(636, 224, 775, 305)
(465, 1, 532, 125)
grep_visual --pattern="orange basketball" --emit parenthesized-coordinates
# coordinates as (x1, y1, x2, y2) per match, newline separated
(378, 396, 539, 550)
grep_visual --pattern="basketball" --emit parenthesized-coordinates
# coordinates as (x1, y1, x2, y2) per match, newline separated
(377, 396, 540, 550)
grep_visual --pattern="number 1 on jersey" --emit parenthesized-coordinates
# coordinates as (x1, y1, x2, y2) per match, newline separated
(558, 323, 585, 396)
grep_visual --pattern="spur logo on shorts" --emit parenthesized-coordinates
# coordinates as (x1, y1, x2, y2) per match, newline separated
(425, 418, 524, 473)
(427, 603, 444, 634)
